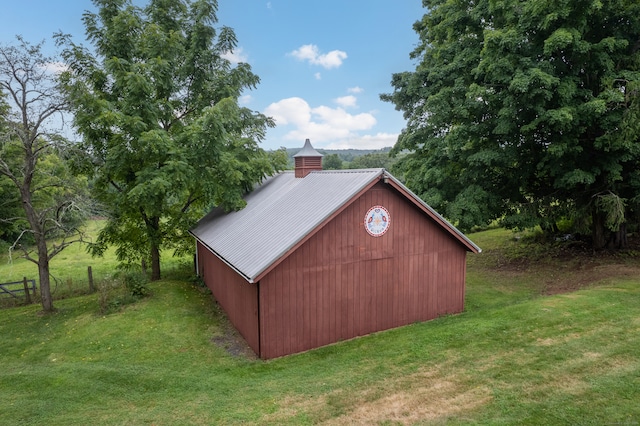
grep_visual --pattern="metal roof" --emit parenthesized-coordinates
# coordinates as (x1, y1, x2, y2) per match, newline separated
(191, 169, 383, 282)
(293, 138, 323, 157)
(191, 168, 481, 283)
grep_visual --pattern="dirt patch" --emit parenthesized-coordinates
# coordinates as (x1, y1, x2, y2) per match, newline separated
(321, 382, 492, 425)
(541, 264, 640, 295)
(474, 232, 640, 296)
(208, 300, 258, 360)
(264, 365, 492, 425)
(211, 331, 257, 360)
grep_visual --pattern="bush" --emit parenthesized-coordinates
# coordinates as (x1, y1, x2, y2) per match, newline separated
(97, 272, 150, 315)
(122, 272, 150, 298)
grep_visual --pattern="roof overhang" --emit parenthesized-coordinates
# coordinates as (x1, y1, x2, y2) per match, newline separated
(190, 231, 255, 283)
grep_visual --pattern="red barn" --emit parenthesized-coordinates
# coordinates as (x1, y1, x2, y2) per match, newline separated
(191, 140, 480, 359)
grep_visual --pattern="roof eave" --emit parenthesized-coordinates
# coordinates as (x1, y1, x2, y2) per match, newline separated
(190, 231, 256, 283)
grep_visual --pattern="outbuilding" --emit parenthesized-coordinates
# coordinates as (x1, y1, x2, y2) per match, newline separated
(191, 139, 480, 359)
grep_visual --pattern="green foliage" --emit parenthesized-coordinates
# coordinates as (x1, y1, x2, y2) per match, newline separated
(594, 191, 627, 231)
(322, 153, 343, 170)
(348, 151, 397, 170)
(121, 271, 150, 298)
(57, 0, 285, 279)
(0, 173, 26, 244)
(283, 147, 393, 165)
(383, 0, 640, 244)
(97, 271, 150, 314)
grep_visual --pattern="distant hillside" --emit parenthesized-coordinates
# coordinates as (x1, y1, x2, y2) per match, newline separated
(283, 146, 392, 163)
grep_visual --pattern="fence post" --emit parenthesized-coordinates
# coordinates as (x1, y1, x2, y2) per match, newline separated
(23, 277, 32, 304)
(88, 266, 95, 293)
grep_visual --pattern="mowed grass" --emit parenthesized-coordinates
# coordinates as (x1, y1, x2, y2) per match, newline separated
(0, 227, 639, 424)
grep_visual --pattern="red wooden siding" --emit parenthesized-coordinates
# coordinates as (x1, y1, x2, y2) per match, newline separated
(294, 157, 323, 178)
(258, 182, 467, 359)
(197, 242, 260, 354)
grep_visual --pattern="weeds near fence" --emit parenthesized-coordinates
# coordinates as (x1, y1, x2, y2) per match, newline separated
(97, 272, 150, 314)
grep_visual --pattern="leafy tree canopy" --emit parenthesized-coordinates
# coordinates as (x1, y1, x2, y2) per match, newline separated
(322, 153, 343, 170)
(57, 0, 287, 279)
(383, 0, 640, 248)
(348, 151, 397, 170)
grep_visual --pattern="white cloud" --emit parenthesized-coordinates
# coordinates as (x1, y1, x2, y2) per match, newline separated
(334, 95, 357, 108)
(239, 94, 252, 105)
(289, 44, 347, 69)
(348, 86, 363, 94)
(264, 97, 378, 145)
(221, 47, 248, 64)
(264, 97, 311, 127)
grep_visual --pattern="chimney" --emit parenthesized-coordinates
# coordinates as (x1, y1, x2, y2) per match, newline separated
(293, 139, 323, 178)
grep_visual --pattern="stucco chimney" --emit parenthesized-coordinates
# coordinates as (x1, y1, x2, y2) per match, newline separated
(293, 139, 323, 178)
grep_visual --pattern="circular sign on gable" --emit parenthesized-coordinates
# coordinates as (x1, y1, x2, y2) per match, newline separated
(364, 205, 391, 237)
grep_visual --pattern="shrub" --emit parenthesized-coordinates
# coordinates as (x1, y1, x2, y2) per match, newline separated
(122, 272, 150, 298)
(97, 272, 150, 315)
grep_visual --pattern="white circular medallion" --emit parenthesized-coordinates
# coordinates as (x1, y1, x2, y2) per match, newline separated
(364, 205, 390, 237)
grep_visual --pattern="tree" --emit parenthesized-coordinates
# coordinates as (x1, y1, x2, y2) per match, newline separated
(57, 0, 286, 280)
(382, 0, 640, 248)
(0, 98, 25, 246)
(0, 37, 86, 312)
(322, 153, 343, 170)
(349, 151, 397, 170)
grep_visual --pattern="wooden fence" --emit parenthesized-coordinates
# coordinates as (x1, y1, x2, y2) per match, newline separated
(0, 278, 37, 303)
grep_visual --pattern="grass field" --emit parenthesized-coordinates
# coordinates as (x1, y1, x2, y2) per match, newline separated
(1, 227, 639, 424)
(0, 220, 190, 305)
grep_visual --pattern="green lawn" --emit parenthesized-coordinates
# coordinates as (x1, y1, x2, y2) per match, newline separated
(1, 228, 639, 424)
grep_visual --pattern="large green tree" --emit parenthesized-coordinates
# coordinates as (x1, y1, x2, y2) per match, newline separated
(0, 38, 87, 312)
(383, 0, 640, 248)
(349, 151, 397, 170)
(57, 0, 286, 280)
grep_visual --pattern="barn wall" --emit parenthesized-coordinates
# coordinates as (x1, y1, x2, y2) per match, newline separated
(259, 182, 467, 359)
(196, 242, 260, 355)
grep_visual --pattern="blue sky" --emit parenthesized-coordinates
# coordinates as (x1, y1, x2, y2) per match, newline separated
(1, 1, 424, 151)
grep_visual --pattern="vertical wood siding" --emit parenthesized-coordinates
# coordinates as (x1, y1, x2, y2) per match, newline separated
(197, 242, 260, 355)
(259, 182, 468, 359)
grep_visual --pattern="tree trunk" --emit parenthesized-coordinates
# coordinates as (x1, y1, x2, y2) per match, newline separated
(607, 223, 628, 250)
(592, 210, 628, 250)
(150, 243, 161, 281)
(20, 187, 55, 312)
(38, 248, 54, 312)
(144, 214, 162, 281)
(592, 210, 607, 250)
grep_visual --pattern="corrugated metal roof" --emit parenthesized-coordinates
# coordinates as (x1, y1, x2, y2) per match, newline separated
(191, 169, 384, 282)
(191, 168, 481, 283)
